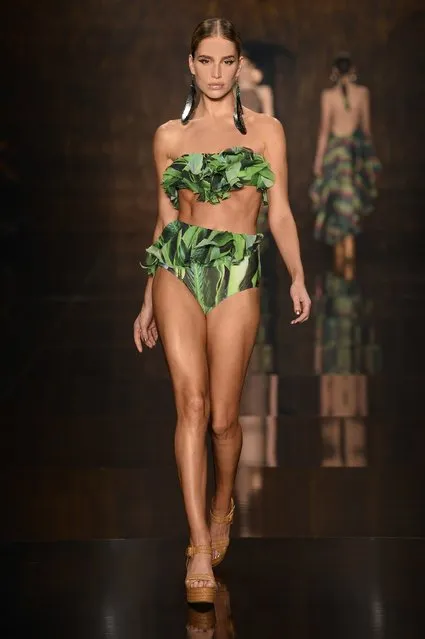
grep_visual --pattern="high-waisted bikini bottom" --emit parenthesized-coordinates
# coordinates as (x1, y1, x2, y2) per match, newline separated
(141, 220, 263, 314)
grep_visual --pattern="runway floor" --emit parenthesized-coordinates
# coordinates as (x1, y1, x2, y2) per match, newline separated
(2, 537, 424, 638)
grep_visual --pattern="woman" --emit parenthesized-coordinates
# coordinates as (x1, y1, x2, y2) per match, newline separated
(133, 18, 310, 604)
(310, 52, 381, 276)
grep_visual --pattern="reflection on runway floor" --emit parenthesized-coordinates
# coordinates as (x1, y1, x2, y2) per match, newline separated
(2, 538, 424, 638)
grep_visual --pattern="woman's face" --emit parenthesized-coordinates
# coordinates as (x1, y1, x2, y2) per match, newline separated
(189, 36, 241, 99)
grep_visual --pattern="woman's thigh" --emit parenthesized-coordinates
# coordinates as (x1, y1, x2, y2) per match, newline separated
(206, 288, 260, 423)
(153, 268, 209, 408)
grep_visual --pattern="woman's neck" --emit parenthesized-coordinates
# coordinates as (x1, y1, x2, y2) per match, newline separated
(196, 91, 235, 119)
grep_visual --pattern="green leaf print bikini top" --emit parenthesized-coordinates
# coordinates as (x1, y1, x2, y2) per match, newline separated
(161, 146, 275, 210)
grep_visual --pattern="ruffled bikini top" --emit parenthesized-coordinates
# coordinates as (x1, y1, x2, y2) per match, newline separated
(161, 146, 275, 210)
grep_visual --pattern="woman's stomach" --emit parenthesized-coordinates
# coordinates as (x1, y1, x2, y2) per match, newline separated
(177, 186, 263, 234)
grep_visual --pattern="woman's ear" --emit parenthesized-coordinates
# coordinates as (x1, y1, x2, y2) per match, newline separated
(236, 55, 244, 80)
(188, 54, 195, 76)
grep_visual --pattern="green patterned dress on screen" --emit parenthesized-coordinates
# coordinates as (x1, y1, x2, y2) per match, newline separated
(310, 128, 382, 245)
(141, 147, 275, 314)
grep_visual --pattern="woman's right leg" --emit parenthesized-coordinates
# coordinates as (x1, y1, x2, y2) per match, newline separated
(153, 267, 213, 588)
(343, 234, 355, 280)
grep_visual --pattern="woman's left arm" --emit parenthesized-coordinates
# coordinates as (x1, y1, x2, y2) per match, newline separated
(263, 117, 311, 324)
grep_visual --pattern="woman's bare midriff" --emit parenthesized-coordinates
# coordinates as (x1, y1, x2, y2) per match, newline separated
(177, 185, 263, 234)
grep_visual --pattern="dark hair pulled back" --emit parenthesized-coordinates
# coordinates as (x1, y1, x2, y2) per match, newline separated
(332, 52, 354, 110)
(190, 17, 242, 57)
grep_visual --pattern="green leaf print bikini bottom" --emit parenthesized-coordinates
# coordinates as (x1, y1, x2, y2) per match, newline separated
(141, 220, 263, 314)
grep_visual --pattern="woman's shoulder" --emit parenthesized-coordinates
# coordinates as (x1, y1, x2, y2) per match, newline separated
(153, 119, 185, 155)
(247, 110, 284, 138)
(245, 109, 282, 129)
(154, 119, 183, 142)
(244, 111, 285, 153)
(350, 84, 370, 102)
(356, 84, 370, 95)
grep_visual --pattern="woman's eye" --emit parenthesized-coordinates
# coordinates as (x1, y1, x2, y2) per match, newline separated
(199, 59, 209, 64)
(225, 60, 234, 65)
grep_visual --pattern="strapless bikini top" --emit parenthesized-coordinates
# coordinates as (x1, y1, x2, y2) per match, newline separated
(161, 146, 275, 210)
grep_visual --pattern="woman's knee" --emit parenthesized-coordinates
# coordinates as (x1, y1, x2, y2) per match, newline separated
(176, 390, 210, 426)
(211, 411, 240, 439)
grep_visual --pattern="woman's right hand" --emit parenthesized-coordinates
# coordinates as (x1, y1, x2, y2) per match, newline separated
(133, 303, 158, 352)
(313, 159, 323, 177)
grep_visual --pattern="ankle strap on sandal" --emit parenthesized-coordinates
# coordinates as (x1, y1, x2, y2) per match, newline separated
(210, 498, 235, 524)
(186, 544, 212, 558)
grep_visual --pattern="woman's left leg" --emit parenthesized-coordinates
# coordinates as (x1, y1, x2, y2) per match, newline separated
(206, 287, 260, 552)
(344, 233, 355, 261)
(343, 233, 355, 279)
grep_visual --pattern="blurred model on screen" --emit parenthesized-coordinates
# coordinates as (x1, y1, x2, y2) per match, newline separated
(310, 53, 381, 278)
(238, 54, 274, 116)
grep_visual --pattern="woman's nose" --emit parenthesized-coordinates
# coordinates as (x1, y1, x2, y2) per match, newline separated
(212, 64, 222, 79)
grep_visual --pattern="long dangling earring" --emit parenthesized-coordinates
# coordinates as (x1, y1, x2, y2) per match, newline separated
(349, 69, 358, 83)
(233, 81, 247, 135)
(181, 74, 196, 125)
(330, 69, 339, 83)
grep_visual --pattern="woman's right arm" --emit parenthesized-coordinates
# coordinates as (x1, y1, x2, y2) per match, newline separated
(142, 123, 179, 308)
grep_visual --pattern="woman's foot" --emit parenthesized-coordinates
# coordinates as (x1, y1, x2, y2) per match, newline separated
(343, 260, 355, 281)
(209, 498, 235, 567)
(185, 543, 216, 603)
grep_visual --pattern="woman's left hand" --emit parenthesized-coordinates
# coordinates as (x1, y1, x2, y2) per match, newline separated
(290, 280, 311, 324)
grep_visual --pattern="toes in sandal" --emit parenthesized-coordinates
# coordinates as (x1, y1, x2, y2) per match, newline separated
(210, 498, 235, 568)
(185, 544, 216, 604)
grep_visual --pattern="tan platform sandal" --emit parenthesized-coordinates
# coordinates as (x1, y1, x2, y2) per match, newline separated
(210, 498, 235, 568)
(185, 544, 216, 604)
